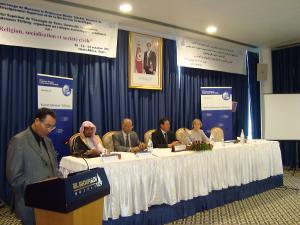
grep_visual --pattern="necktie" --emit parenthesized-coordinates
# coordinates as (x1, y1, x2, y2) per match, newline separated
(39, 140, 55, 176)
(125, 134, 129, 147)
(164, 132, 168, 144)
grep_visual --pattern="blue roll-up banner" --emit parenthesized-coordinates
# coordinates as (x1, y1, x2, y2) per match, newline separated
(201, 87, 232, 140)
(37, 74, 73, 159)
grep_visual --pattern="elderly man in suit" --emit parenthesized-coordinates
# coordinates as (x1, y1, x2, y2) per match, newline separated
(152, 118, 180, 148)
(6, 108, 60, 225)
(113, 118, 146, 153)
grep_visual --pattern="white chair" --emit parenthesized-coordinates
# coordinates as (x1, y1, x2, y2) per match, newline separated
(175, 128, 190, 144)
(210, 127, 224, 142)
(102, 131, 116, 151)
(144, 129, 156, 145)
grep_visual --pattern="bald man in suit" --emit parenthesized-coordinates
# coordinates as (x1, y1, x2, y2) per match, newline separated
(113, 118, 146, 153)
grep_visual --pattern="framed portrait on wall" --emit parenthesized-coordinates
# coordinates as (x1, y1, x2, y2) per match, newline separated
(128, 32, 163, 90)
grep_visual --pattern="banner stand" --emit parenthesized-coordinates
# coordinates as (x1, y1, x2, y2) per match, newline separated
(201, 87, 233, 140)
(37, 74, 73, 159)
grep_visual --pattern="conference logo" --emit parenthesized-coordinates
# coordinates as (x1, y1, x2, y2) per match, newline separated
(222, 92, 230, 100)
(62, 84, 71, 96)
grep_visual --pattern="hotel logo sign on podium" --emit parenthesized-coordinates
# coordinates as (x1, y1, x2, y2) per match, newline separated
(25, 168, 110, 225)
(72, 173, 103, 196)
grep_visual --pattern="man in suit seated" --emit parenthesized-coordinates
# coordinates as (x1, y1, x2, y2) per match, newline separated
(152, 118, 180, 148)
(71, 121, 107, 156)
(113, 118, 146, 153)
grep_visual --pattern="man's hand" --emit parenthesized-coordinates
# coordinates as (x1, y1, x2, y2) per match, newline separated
(171, 141, 180, 146)
(167, 141, 180, 148)
(130, 146, 140, 153)
(86, 149, 99, 155)
(138, 142, 146, 150)
(102, 148, 110, 155)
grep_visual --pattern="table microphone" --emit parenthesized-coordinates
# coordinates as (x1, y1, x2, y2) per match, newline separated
(81, 157, 90, 170)
(68, 150, 90, 177)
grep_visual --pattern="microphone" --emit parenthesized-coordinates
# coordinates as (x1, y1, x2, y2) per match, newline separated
(68, 151, 90, 177)
(68, 154, 90, 177)
(82, 157, 90, 170)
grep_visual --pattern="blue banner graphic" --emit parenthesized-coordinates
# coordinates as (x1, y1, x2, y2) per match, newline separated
(37, 74, 73, 159)
(201, 87, 232, 140)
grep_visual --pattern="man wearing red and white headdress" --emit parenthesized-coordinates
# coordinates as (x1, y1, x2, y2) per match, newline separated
(71, 121, 107, 156)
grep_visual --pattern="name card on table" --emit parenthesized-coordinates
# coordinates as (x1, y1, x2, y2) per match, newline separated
(172, 145, 187, 152)
(101, 154, 121, 162)
(135, 151, 153, 158)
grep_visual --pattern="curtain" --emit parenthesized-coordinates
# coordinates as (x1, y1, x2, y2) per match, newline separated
(247, 51, 261, 138)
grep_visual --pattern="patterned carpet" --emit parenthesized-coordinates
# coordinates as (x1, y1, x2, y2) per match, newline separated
(0, 170, 299, 225)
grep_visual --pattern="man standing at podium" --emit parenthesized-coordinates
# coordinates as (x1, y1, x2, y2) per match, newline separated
(6, 108, 60, 225)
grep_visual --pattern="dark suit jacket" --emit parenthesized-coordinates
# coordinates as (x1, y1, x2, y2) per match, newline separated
(6, 127, 59, 222)
(112, 131, 140, 152)
(143, 50, 156, 74)
(152, 129, 177, 148)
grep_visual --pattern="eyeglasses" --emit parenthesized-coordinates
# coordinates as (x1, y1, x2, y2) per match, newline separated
(41, 121, 56, 132)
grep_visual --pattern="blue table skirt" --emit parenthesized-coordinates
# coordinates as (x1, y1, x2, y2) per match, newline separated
(104, 174, 283, 225)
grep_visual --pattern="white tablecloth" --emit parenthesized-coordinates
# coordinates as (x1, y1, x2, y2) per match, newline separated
(59, 140, 283, 220)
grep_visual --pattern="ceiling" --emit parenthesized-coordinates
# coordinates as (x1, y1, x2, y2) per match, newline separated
(17, 0, 300, 48)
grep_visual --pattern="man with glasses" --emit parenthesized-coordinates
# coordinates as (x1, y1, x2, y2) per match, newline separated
(113, 118, 145, 153)
(6, 108, 60, 225)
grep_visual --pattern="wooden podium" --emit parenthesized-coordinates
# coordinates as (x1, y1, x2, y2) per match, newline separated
(25, 168, 110, 225)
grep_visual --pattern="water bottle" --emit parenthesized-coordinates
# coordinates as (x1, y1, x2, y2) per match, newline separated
(222, 138, 225, 147)
(240, 129, 245, 144)
(147, 136, 153, 152)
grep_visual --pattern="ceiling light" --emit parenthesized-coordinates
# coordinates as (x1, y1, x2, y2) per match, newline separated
(206, 26, 217, 34)
(119, 3, 132, 13)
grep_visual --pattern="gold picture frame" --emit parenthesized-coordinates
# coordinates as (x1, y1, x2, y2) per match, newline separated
(128, 32, 163, 90)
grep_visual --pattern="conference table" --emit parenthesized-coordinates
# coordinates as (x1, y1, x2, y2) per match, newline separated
(59, 140, 283, 225)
